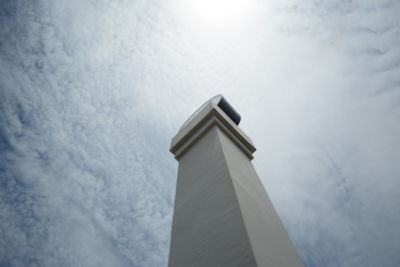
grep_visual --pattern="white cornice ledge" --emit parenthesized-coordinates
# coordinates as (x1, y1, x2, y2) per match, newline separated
(170, 102, 256, 160)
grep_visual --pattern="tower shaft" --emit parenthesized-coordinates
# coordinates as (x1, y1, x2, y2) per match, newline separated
(169, 99, 303, 267)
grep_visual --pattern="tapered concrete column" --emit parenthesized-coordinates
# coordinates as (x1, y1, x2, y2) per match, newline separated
(168, 95, 304, 267)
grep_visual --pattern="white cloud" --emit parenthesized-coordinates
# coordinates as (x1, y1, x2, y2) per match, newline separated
(0, 0, 399, 266)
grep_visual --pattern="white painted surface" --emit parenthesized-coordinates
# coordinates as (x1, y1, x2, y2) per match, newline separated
(169, 107, 303, 266)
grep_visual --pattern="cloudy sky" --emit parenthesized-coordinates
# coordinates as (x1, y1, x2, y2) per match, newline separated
(1, 0, 399, 266)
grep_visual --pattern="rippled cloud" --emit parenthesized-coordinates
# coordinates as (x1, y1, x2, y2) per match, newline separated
(1, 0, 399, 266)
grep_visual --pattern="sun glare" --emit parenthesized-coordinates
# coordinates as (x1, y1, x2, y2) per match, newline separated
(179, 0, 252, 25)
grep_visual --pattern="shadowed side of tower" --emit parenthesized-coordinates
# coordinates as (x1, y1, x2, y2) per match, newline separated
(168, 95, 304, 267)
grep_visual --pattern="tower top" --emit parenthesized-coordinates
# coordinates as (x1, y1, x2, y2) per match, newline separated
(170, 95, 256, 160)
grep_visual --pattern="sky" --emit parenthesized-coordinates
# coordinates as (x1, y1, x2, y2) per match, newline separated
(0, 0, 399, 266)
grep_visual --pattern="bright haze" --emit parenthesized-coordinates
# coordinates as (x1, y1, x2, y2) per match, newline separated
(1, 0, 399, 266)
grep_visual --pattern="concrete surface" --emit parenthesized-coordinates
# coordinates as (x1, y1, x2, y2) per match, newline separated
(169, 100, 304, 267)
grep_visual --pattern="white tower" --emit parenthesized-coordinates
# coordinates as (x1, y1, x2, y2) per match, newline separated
(168, 95, 303, 267)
